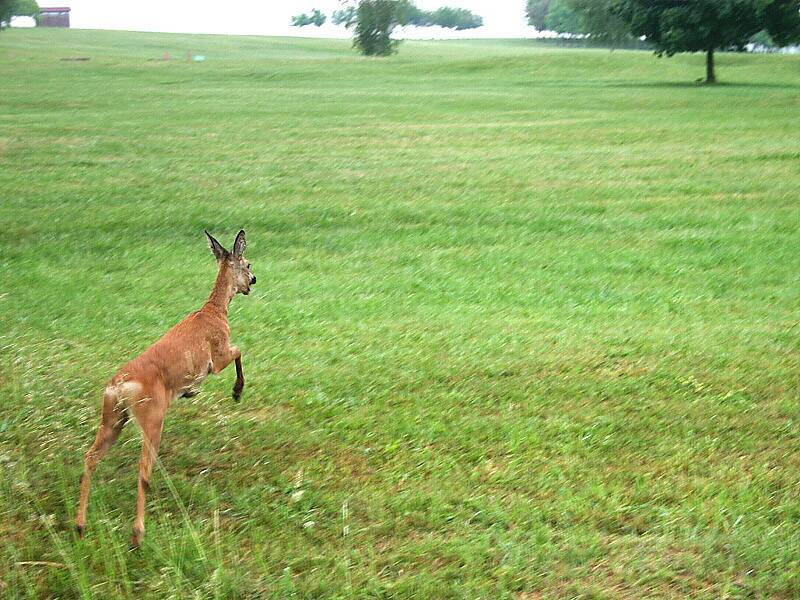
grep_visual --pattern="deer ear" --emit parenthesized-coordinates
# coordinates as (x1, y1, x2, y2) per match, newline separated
(232, 229, 246, 258)
(205, 230, 228, 262)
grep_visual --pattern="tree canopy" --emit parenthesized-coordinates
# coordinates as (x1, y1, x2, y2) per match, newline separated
(526, 0, 629, 45)
(544, 0, 583, 33)
(568, 0, 630, 45)
(526, 0, 550, 30)
(0, 0, 39, 28)
(764, 0, 800, 45)
(0, 0, 12, 27)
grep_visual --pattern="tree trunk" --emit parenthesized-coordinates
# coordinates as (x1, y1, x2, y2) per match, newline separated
(705, 48, 716, 84)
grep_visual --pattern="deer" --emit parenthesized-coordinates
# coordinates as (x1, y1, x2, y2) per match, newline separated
(75, 230, 256, 547)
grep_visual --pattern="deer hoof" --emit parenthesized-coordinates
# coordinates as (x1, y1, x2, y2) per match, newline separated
(75, 524, 85, 538)
(131, 528, 143, 549)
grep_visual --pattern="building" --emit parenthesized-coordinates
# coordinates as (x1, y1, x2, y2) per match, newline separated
(39, 7, 71, 28)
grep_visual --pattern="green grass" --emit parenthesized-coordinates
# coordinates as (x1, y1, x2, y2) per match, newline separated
(2, 27, 800, 598)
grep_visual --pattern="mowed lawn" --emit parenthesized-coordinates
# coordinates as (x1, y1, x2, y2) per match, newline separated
(1, 28, 800, 599)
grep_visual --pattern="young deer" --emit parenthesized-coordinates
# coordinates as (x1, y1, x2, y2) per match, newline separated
(75, 230, 256, 547)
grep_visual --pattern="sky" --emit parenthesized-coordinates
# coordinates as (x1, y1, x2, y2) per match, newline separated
(29, 1, 542, 39)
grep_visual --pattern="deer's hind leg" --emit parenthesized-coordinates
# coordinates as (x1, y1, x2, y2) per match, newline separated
(76, 388, 130, 537)
(129, 384, 168, 548)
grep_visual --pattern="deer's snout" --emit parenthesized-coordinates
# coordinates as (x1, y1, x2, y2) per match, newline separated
(250, 275, 256, 286)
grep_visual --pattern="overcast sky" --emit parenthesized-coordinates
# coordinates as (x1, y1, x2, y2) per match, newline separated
(44, 1, 539, 39)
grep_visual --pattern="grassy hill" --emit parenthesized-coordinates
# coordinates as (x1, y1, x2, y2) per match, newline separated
(1, 28, 799, 598)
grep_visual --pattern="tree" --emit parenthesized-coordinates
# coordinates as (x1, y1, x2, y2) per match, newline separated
(291, 8, 326, 27)
(1, 0, 39, 28)
(0, 0, 13, 28)
(353, 0, 403, 56)
(613, 0, 800, 83)
(335, 0, 405, 55)
(526, 0, 551, 30)
(340, 0, 483, 56)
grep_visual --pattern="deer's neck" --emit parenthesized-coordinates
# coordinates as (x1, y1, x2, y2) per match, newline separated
(204, 263, 235, 316)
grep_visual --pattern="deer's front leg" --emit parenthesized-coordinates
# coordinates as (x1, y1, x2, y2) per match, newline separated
(212, 345, 238, 373)
(233, 355, 244, 401)
(212, 345, 243, 401)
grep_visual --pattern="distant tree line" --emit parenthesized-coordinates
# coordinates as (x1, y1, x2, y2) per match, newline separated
(328, 2, 484, 31)
(0, 0, 39, 28)
(332, 6, 358, 27)
(526, 0, 629, 46)
(526, 0, 800, 82)
(399, 4, 483, 30)
(293, 1, 483, 56)
(291, 8, 326, 28)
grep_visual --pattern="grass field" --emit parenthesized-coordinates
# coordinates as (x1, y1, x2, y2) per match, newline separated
(2, 28, 800, 598)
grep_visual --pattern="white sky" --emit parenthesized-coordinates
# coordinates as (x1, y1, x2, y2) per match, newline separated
(35, 1, 541, 38)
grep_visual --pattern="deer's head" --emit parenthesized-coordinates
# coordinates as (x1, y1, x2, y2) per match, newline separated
(205, 230, 256, 295)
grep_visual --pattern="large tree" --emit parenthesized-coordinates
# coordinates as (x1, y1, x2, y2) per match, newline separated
(352, 0, 403, 56)
(339, 0, 484, 55)
(613, 0, 800, 83)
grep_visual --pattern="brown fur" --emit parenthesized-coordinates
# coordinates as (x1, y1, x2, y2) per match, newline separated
(75, 230, 255, 547)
